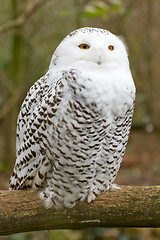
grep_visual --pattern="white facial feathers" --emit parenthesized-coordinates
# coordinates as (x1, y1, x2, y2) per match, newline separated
(49, 27, 129, 71)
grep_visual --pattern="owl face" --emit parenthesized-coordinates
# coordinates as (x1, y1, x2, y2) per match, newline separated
(50, 27, 129, 71)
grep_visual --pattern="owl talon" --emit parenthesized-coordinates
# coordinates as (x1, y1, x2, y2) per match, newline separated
(109, 183, 121, 191)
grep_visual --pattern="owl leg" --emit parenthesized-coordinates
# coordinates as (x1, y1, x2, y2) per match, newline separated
(31, 158, 51, 189)
(39, 189, 55, 208)
(39, 188, 63, 209)
(39, 168, 63, 209)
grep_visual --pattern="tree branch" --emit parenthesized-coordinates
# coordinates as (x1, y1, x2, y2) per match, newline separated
(0, 0, 52, 35)
(0, 186, 160, 236)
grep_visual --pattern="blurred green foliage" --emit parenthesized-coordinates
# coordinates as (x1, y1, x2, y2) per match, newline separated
(2, 228, 160, 240)
(0, 0, 159, 177)
(81, 0, 124, 19)
(0, 0, 158, 170)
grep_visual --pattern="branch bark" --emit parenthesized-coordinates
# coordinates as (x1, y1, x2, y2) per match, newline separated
(0, 0, 52, 35)
(0, 186, 160, 236)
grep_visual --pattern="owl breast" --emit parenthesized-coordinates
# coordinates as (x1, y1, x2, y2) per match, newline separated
(39, 69, 135, 208)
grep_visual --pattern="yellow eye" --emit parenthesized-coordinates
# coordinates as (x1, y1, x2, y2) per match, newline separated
(79, 43, 90, 49)
(108, 45, 114, 51)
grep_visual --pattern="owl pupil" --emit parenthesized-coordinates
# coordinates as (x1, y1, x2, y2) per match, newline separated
(108, 45, 114, 51)
(79, 44, 90, 49)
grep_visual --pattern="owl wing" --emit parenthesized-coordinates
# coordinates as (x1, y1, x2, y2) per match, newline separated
(9, 72, 65, 190)
(114, 106, 134, 154)
(16, 73, 51, 153)
(105, 103, 135, 185)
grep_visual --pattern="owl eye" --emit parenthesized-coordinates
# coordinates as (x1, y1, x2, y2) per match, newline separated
(108, 45, 114, 51)
(79, 43, 90, 49)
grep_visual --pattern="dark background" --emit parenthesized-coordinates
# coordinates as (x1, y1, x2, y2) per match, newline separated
(0, 0, 160, 239)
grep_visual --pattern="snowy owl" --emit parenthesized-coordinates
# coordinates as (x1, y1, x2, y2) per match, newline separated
(9, 27, 136, 209)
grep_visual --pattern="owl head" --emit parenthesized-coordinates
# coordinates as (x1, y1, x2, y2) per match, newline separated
(49, 27, 130, 72)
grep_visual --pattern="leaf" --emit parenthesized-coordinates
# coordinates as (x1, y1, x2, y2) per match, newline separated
(81, 0, 124, 20)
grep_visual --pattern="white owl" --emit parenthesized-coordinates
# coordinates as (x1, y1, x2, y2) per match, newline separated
(9, 27, 136, 209)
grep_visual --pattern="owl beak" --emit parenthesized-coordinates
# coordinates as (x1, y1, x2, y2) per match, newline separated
(97, 56, 102, 65)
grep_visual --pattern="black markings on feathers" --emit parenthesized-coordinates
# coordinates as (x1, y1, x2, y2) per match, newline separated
(9, 68, 134, 210)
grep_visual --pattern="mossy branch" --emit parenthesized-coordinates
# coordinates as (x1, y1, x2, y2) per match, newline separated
(0, 186, 160, 236)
